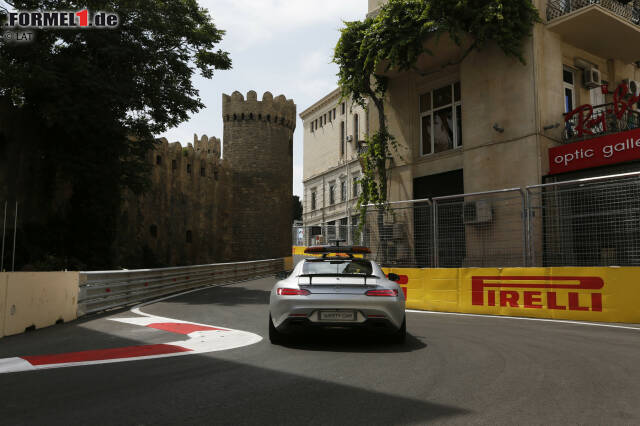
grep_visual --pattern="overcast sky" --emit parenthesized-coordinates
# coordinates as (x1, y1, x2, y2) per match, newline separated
(161, 0, 367, 197)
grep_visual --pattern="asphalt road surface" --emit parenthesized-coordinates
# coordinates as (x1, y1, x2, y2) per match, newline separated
(1, 276, 639, 425)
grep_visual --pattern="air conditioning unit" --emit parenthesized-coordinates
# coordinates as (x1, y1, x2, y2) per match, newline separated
(346, 135, 353, 142)
(463, 200, 493, 224)
(583, 68, 601, 89)
(624, 79, 640, 97)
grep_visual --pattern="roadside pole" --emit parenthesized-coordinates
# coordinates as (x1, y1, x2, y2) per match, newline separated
(1, 201, 6, 271)
(11, 201, 18, 272)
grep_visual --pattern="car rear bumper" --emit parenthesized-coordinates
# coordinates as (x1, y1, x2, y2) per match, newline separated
(275, 316, 402, 335)
(270, 293, 405, 330)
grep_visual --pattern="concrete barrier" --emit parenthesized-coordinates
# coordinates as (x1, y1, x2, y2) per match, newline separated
(0, 273, 7, 338)
(383, 267, 640, 324)
(284, 256, 293, 271)
(2, 272, 79, 338)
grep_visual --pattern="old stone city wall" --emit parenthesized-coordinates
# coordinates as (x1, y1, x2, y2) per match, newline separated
(114, 91, 296, 267)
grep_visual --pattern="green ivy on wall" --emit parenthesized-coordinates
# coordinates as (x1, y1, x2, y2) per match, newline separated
(333, 0, 541, 227)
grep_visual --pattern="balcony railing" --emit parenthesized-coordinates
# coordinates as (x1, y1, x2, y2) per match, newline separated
(547, 0, 640, 26)
(563, 102, 640, 143)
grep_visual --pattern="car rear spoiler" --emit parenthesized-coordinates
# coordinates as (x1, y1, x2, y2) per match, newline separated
(297, 273, 376, 286)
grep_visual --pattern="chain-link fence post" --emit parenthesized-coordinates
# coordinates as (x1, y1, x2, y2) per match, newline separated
(519, 188, 528, 267)
(432, 199, 439, 268)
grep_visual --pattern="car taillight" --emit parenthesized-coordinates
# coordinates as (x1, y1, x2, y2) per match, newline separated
(365, 289, 398, 297)
(277, 288, 310, 296)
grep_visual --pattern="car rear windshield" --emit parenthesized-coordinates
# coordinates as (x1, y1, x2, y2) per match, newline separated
(302, 259, 374, 276)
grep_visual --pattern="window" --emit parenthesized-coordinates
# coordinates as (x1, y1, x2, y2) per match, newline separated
(150, 225, 158, 238)
(420, 82, 462, 156)
(319, 117, 323, 128)
(200, 167, 206, 177)
(353, 114, 359, 142)
(324, 114, 327, 124)
(186, 230, 192, 243)
(341, 102, 346, 115)
(328, 111, 332, 123)
(333, 108, 336, 119)
(329, 184, 335, 205)
(339, 217, 348, 240)
(311, 121, 314, 133)
(590, 81, 606, 107)
(340, 121, 345, 157)
(156, 155, 162, 165)
(340, 180, 346, 202)
(302, 258, 372, 276)
(172, 159, 177, 170)
(311, 191, 317, 210)
(563, 67, 576, 113)
(187, 164, 192, 174)
(327, 220, 336, 242)
(353, 176, 359, 198)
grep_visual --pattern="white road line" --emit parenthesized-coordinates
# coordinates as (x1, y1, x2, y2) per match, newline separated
(406, 309, 640, 331)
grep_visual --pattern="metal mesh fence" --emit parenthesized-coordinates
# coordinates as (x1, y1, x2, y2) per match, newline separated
(296, 172, 640, 268)
(527, 173, 640, 267)
(434, 189, 526, 268)
(292, 224, 362, 247)
(362, 201, 432, 268)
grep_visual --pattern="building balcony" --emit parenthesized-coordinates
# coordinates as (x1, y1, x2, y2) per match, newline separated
(546, 0, 640, 63)
(563, 102, 640, 143)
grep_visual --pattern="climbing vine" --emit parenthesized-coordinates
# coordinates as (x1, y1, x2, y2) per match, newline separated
(334, 0, 541, 227)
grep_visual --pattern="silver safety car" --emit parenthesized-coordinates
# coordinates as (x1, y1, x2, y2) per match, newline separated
(269, 245, 406, 344)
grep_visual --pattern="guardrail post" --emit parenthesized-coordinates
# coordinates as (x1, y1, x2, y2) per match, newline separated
(519, 188, 528, 267)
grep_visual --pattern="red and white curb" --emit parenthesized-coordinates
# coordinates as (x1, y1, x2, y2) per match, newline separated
(0, 289, 262, 374)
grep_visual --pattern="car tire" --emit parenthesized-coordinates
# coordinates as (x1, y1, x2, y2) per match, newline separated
(390, 316, 406, 344)
(269, 314, 286, 345)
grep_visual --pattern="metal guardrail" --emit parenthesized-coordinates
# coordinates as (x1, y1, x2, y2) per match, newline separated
(78, 258, 284, 316)
(547, 0, 640, 26)
(563, 102, 640, 143)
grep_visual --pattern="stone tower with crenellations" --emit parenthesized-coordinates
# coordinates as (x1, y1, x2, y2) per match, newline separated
(223, 90, 296, 261)
(105, 91, 296, 267)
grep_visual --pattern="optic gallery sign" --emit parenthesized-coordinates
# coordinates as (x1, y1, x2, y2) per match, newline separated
(549, 127, 640, 174)
(549, 82, 640, 175)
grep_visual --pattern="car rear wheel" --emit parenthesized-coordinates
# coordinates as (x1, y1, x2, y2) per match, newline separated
(269, 314, 286, 345)
(390, 316, 406, 344)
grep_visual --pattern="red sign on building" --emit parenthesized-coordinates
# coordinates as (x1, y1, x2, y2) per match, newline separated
(549, 127, 640, 174)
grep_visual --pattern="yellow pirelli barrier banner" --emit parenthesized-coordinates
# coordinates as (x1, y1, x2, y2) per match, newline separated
(382, 267, 640, 324)
(292, 246, 306, 256)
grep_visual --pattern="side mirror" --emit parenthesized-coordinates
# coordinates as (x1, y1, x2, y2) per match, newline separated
(276, 271, 290, 280)
(387, 273, 400, 282)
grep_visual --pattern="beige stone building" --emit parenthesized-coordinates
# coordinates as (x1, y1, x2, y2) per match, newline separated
(300, 89, 367, 243)
(302, 0, 640, 265)
(363, 0, 640, 201)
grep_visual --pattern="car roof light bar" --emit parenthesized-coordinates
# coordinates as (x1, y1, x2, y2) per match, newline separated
(303, 245, 371, 255)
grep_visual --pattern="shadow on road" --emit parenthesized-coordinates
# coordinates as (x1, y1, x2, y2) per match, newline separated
(279, 331, 427, 354)
(171, 285, 271, 306)
(0, 326, 468, 426)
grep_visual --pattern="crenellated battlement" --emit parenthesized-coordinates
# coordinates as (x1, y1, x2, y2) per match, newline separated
(154, 134, 221, 163)
(222, 90, 296, 130)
